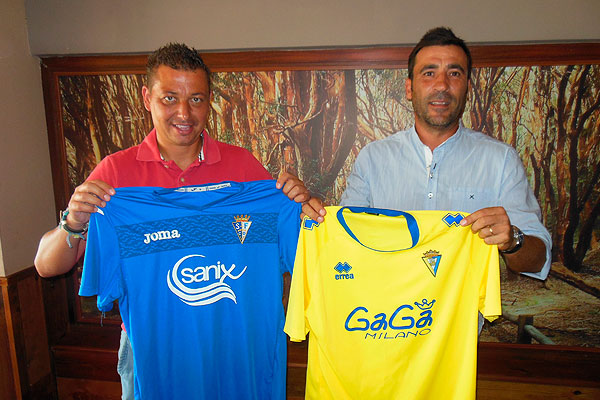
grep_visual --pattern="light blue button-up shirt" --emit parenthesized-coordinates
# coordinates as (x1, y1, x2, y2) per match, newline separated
(340, 125, 552, 280)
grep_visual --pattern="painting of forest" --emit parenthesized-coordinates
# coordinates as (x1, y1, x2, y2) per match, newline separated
(62, 64, 600, 346)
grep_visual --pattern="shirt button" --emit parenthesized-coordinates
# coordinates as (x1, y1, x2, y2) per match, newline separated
(428, 192, 433, 199)
(180, 177, 185, 183)
(163, 164, 169, 168)
(429, 172, 433, 179)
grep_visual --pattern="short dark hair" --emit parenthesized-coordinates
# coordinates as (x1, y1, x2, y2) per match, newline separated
(146, 43, 211, 90)
(407, 27, 472, 80)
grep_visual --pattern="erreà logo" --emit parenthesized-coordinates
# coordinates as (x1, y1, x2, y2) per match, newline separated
(334, 262, 354, 280)
(303, 218, 320, 230)
(166, 254, 247, 306)
(232, 215, 252, 244)
(442, 213, 464, 227)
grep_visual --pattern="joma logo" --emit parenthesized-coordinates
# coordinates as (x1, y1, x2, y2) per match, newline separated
(144, 229, 181, 244)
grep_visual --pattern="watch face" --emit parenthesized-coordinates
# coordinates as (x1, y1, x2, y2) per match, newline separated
(515, 228, 524, 244)
(512, 227, 524, 249)
(502, 226, 523, 254)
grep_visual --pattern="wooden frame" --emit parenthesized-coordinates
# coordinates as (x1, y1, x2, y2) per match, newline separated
(39, 44, 600, 394)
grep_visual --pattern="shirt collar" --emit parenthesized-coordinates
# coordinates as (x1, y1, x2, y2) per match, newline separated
(411, 121, 465, 154)
(200, 130, 221, 165)
(136, 128, 221, 166)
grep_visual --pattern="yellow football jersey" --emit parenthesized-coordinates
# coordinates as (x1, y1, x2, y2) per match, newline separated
(284, 206, 501, 400)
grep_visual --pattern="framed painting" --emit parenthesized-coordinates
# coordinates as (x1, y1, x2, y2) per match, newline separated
(40, 44, 600, 349)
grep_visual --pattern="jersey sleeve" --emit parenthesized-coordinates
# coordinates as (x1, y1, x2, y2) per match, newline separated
(476, 243, 502, 322)
(79, 208, 123, 312)
(277, 198, 302, 274)
(284, 216, 314, 342)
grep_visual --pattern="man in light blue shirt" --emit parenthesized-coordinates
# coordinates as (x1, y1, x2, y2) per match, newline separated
(341, 27, 551, 282)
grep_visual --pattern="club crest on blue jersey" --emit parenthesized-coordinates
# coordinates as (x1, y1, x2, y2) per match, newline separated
(166, 254, 247, 306)
(334, 262, 354, 280)
(232, 215, 252, 244)
(422, 250, 442, 277)
(442, 212, 464, 227)
(302, 218, 320, 230)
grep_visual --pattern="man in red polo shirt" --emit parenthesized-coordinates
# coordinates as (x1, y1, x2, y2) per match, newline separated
(34, 43, 325, 400)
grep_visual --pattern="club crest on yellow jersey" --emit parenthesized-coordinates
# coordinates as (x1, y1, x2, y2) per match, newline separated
(422, 250, 442, 277)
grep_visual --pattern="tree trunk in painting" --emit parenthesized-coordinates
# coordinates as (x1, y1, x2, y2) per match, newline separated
(60, 74, 150, 187)
(556, 65, 600, 271)
(211, 70, 359, 202)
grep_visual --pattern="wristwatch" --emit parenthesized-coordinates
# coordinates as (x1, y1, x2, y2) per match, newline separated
(59, 208, 88, 248)
(500, 225, 524, 254)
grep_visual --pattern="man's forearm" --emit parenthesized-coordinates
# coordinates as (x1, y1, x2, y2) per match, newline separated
(34, 228, 85, 278)
(502, 235, 546, 274)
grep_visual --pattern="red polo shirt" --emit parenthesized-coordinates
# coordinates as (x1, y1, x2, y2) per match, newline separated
(87, 129, 272, 186)
(86, 129, 272, 331)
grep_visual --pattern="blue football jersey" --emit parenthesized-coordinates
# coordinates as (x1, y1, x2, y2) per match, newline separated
(80, 180, 302, 400)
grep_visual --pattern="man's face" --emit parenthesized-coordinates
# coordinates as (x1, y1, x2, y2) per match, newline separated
(405, 45, 469, 135)
(142, 65, 210, 149)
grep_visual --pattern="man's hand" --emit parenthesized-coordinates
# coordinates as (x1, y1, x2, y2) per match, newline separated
(66, 180, 116, 230)
(34, 179, 115, 278)
(276, 172, 326, 223)
(302, 198, 326, 223)
(459, 206, 513, 251)
(459, 206, 546, 274)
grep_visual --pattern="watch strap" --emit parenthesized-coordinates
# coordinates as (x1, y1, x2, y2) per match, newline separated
(500, 225, 524, 254)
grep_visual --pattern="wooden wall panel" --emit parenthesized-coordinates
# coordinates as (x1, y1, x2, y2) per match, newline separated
(51, 323, 121, 388)
(477, 343, 600, 387)
(18, 273, 51, 385)
(0, 268, 57, 399)
(41, 272, 73, 345)
(0, 290, 18, 399)
(57, 377, 121, 400)
(1, 274, 25, 399)
(476, 380, 600, 400)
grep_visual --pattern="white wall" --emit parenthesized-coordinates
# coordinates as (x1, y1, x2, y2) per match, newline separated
(0, 0, 55, 276)
(25, 0, 600, 56)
